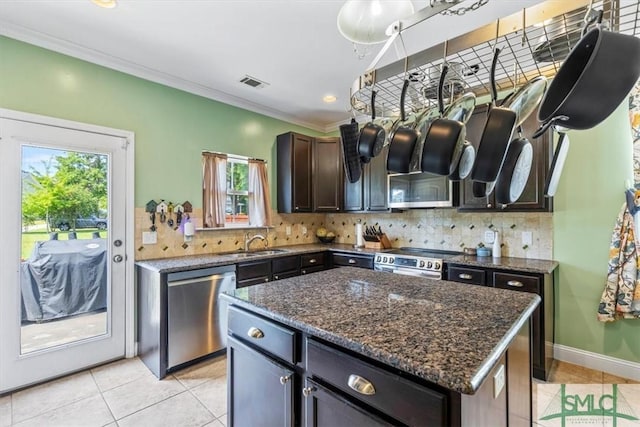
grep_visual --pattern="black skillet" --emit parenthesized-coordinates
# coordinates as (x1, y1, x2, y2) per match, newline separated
(470, 48, 517, 184)
(358, 90, 385, 163)
(339, 119, 362, 183)
(420, 65, 466, 176)
(387, 80, 419, 174)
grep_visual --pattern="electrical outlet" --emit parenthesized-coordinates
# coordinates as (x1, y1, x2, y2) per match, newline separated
(301, 226, 307, 235)
(493, 364, 505, 398)
(142, 231, 157, 245)
(285, 226, 292, 236)
(522, 231, 533, 245)
(484, 230, 495, 244)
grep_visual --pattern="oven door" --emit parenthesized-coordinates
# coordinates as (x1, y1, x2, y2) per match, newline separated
(375, 265, 441, 280)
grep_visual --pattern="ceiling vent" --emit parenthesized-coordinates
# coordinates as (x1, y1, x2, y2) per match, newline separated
(239, 75, 269, 89)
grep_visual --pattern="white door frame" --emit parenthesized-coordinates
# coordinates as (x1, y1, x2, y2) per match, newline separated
(0, 108, 136, 359)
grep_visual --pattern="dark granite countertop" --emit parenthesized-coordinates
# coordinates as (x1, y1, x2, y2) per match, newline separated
(447, 255, 558, 274)
(222, 268, 540, 395)
(135, 243, 386, 273)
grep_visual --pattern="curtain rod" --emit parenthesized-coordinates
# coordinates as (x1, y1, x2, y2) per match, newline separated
(202, 150, 266, 163)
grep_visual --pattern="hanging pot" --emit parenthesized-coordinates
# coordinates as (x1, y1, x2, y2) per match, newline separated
(470, 48, 517, 183)
(445, 91, 477, 180)
(420, 65, 467, 176)
(339, 119, 362, 183)
(534, 13, 640, 138)
(387, 80, 419, 174)
(494, 136, 534, 205)
(544, 132, 570, 197)
(358, 90, 386, 162)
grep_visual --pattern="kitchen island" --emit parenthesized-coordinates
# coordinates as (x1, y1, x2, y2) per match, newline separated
(222, 267, 540, 427)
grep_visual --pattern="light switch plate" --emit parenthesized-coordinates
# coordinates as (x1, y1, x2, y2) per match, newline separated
(286, 226, 292, 236)
(142, 231, 157, 245)
(493, 364, 505, 398)
(522, 231, 533, 245)
(301, 226, 307, 235)
(484, 230, 495, 244)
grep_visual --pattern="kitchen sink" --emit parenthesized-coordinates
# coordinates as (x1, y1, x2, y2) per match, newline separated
(224, 249, 288, 259)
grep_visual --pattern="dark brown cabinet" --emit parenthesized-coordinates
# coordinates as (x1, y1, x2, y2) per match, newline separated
(446, 263, 554, 380)
(277, 132, 314, 213)
(272, 255, 301, 281)
(314, 137, 343, 212)
(459, 104, 553, 212)
(277, 133, 344, 213)
(331, 252, 374, 269)
(301, 252, 328, 275)
(237, 259, 271, 288)
(344, 145, 389, 212)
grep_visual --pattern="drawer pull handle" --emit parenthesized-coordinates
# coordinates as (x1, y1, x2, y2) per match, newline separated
(302, 386, 316, 397)
(507, 280, 524, 288)
(247, 327, 264, 339)
(309, 259, 317, 264)
(459, 273, 472, 280)
(347, 374, 376, 396)
(264, 278, 269, 283)
(348, 259, 357, 264)
(274, 275, 279, 280)
(279, 374, 291, 385)
(302, 269, 306, 274)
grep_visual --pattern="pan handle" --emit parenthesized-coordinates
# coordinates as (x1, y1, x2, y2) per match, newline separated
(400, 80, 409, 122)
(438, 65, 449, 116)
(490, 48, 501, 103)
(582, 9, 603, 37)
(532, 116, 569, 139)
(370, 90, 377, 121)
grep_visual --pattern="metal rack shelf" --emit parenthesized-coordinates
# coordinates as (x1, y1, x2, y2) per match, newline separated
(350, 0, 638, 117)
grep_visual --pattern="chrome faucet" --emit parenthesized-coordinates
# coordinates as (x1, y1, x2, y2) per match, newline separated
(244, 232, 268, 252)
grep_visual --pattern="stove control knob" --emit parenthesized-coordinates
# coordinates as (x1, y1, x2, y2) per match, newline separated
(383, 257, 388, 263)
(419, 260, 425, 268)
(389, 257, 394, 264)
(434, 262, 441, 270)
(427, 261, 433, 269)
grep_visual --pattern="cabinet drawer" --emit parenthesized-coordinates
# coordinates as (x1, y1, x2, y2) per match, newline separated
(493, 272, 540, 294)
(272, 270, 300, 281)
(272, 255, 300, 274)
(306, 339, 447, 426)
(228, 306, 297, 364)
(237, 276, 270, 288)
(301, 265, 325, 275)
(237, 259, 271, 281)
(332, 253, 373, 269)
(447, 265, 486, 285)
(301, 252, 326, 268)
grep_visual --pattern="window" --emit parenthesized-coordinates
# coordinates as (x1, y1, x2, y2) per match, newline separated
(226, 158, 249, 225)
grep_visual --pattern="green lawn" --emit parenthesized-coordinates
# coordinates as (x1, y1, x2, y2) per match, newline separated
(21, 229, 107, 260)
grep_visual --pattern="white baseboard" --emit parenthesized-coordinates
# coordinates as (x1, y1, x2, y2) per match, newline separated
(554, 344, 640, 381)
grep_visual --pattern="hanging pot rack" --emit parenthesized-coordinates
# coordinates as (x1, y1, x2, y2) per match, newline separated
(350, 0, 637, 117)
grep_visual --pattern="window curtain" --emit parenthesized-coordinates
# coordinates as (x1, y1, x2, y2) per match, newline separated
(202, 153, 227, 228)
(248, 159, 272, 227)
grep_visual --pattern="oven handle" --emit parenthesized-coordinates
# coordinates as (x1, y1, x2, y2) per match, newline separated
(390, 266, 441, 279)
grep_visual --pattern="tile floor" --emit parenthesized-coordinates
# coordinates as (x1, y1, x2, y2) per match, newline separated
(0, 356, 637, 427)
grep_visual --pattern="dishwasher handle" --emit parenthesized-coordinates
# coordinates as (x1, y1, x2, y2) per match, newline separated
(168, 273, 233, 287)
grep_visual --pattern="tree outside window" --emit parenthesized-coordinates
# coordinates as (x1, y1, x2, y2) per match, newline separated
(226, 159, 249, 224)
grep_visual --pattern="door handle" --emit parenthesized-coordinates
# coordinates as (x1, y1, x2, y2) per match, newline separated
(247, 327, 264, 339)
(507, 280, 524, 288)
(347, 374, 376, 395)
(113, 254, 124, 263)
(348, 259, 357, 264)
(458, 273, 472, 280)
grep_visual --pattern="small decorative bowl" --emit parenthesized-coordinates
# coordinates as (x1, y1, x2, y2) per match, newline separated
(317, 236, 336, 244)
(477, 247, 491, 257)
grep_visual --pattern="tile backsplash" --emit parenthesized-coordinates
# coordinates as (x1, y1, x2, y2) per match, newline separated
(135, 207, 552, 260)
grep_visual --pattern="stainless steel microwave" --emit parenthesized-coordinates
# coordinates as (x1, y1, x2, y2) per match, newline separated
(387, 172, 459, 209)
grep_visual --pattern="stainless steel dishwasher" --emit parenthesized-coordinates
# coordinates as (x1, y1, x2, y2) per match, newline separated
(166, 265, 236, 369)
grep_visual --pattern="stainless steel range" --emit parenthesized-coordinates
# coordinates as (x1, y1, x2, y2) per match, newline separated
(373, 248, 462, 279)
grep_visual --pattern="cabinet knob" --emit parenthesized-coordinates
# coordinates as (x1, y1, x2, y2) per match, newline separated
(459, 273, 472, 280)
(507, 280, 524, 288)
(274, 275, 279, 280)
(309, 259, 317, 264)
(347, 374, 376, 396)
(348, 259, 357, 264)
(295, 206, 299, 210)
(247, 327, 264, 339)
(301, 269, 306, 274)
(279, 374, 291, 385)
(302, 386, 316, 397)
(264, 278, 269, 282)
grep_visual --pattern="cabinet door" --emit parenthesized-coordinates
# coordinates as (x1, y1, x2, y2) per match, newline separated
(365, 145, 389, 211)
(304, 378, 392, 427)
(314, 137, 343, 212)
(344, 176, 365, 212)
(293, 134, 314, 212)
(228, 336, 295, 427)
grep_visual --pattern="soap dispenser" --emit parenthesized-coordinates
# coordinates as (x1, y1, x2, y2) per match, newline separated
(492, 230, 502, 258)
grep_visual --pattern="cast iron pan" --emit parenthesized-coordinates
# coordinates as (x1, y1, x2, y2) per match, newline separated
(470, 48, 517, 183)
(495, 136, 534, 205)
(534, 12, 640, 137)
(387, 80, 419, 174)
(339, 119, 362, 183)
(358, 90, 385, 163)
(420, 65, 467, 176)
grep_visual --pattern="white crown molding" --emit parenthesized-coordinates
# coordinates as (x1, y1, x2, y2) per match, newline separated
(324, 114, 370, 133)
(554, 344, 640, 382)
(0, 20, 328, 133)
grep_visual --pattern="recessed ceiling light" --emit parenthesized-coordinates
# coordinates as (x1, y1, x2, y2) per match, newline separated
(91, 0, 117, 9)
(323, 95, 337, 103)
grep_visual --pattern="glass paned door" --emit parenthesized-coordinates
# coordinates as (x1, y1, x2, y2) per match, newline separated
(0, 116, 128, 393)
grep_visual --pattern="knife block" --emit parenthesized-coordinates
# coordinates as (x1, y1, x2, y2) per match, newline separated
(364, 234, 392, 249)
